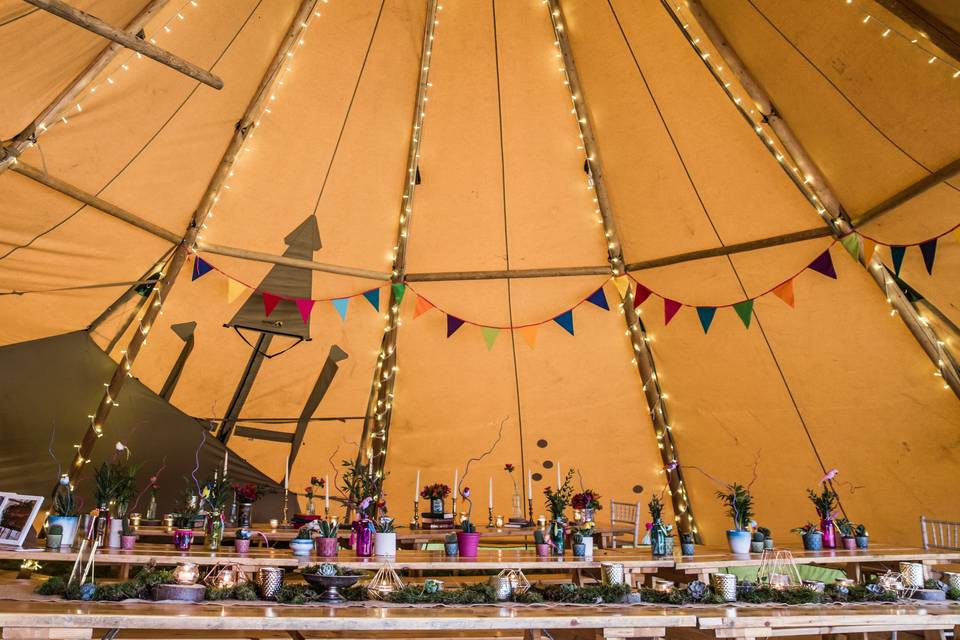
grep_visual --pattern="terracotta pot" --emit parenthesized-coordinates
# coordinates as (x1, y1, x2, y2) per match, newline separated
(317, 537, 339, 557)
(235, 539, 251, 554)
(841, 536, 857, 550)
(120, 535, 137, 550)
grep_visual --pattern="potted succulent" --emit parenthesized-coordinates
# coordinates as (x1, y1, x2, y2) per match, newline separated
(544, 469, 575, 555)
(421, 483, 451, 517)
(836, 518, 857, 550)
(648, 495, 670, 557)
(443, 533, 459, 557)
(750, 530, 765, 554)
(235, 528, 252, 553)
(534, 529, 550, 557)
(48, 477, 80, 548)
(715, 483, 753, 554)
(45, 524, 63, 550)
(457, 487, 480, 557)
(575, 522, 595, 556)
(854, 524, 869, 549)
(680, 531, 695, 556)
(758, 526, 774, 550)
(316, 520, 339, 557)
(807, 485, 838, 549)
(119, 517, 137, 550)
(572, 531, 586, 557)
(172, 509, 197, 551)
(571, 488, 602, 524)
(374, 517, 397, 556)
(291, 525, 316, 556)
(232, 483, 265, 527)
(792, 522, 823, 551)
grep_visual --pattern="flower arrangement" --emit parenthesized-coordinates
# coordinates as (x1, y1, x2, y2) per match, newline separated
(200, 472, 232, 513)
(233, 483, 266, 504)
(836, 518, 855, 538)
(304, 476, 325, 501)
(337, 459, 385, 521)
(460, 487, 476, 533)
(419, 483, 451, 500)
(806, 486, 837, 519)
(648, 495, 664, 522)
(571, 490, 602, 511)
(52, 476, 79, 517)
(543, 469, 576, 521)
(715, 483, 754, 532)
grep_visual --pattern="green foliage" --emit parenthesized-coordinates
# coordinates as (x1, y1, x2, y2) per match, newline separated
(648, 495, 664, 521)
(36, 567, 174, 601)
(806, 486, 837, 519)
(535, 582, 630, 604)
(737, 585, 822, 605)
(715, 483, 754, 531)
(301, 563, 364, 577)
(947, 588, 960, 601)
(375, 517, 396, 533)
(338, 459, 384, 520)
(836, 518, 855, 537)
(36, 576, 68, 596)
(317, 519, 339, 538)
(294, 526, 313, 540)
(791, 522, 820, 535)
(855, 524, 868, 537)
(543, 469, 576, 519)
(756, 527, 771, 539)
(461, 520, 477, 533)
(533, 529, 546, 545)
(94, 458, 141, 515)
(205, 583, 257, 601)
(47, 524, 63, 536)
(444, 533, 458, 544)
(52, 485, 79, 517)
(512, 590, 545, 604)
(275, 584, 321, 605)
(752, 531, 764, 542)
(387, 583, 497, 605)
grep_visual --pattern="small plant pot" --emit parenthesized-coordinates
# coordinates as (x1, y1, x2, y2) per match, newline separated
(764, 538, 774, 550)
(374, 532, 397, 557)
(173, 529, 193, 551)
(47, 516, 79, 548)
(580, 536, 594, 557)
(750, 541, 765, 553)
(841, 536, 857, 550)
(235, 539, 251, 554)
(855, 536, 869, 549)
(444, 542, 459, 557)
(457, 532, 480, 558)
(535, 543, 550, 557)
(681, 542, 695, 556)
(290, 539, 314, 556)
(120, 535, 137, 550)
(45, 534, 62, 550)
(726, 530, 752, 554)
(317, 537, 338, 557)
(572, 542, 586, 557)
(802, 532, 823, 551)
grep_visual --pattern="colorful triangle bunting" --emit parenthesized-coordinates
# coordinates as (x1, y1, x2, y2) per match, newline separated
(263, 292, 281, 317)
(331, 298, 349, 321)
(733, 300, 754, 328)
(295, 298, 315, 324)
(553, 310, 574, 335)
(613, 276, 630, 300)
(890, 245, 906, 276)
(362, 289, 380, 311)
(862, 238, 877, 263)
(226, 278, 246, 303)
(840, 234, 860, 261)
(807, 250, 837, 279)
(391, 283, 406, 304)
(414, 295, 434, 318)
(518, 325, 538, 348)
(664, 299, 682, 325)
(481, 327, 499, 351)
(919, 239, 937, 275)
(633, 283, 652, 308)
(192, 256, 213, 281)
(586, 286, 609, 310)
(696, 307, 716, 334)
(771, 280, 795, 307)
(446, 314, 465, 337)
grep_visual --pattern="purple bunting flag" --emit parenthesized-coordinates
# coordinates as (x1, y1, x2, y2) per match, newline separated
(807, 249, 837, 279)
(446, 314, 465, 338)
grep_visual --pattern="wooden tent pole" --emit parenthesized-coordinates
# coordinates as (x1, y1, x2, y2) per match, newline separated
(63, 0, 320, 483)
(87, 246, 175, 335)
(23, 0, 223, 89)
(357, 0, 439, 481)
(682, 0, 960, 398)
(0, 0, 169, 174)
(547, 0, 701, 541)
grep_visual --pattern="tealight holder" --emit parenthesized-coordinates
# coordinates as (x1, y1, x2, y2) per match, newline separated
(495, 515, 504, 529)
(269, 518, 279, 530)
(128, 513, 141, 528)
(173, 563, 199, 585)
(163, 514, 175, 532)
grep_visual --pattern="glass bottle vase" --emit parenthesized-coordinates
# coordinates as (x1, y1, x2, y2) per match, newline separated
(205, 511, 224, 551)
(650, 519, 669, 557)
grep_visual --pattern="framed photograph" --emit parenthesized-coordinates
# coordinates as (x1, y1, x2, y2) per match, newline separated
(0, 494, 44, 547)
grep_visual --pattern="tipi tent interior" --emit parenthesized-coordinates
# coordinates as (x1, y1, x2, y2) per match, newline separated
(0, 0, 959, 620)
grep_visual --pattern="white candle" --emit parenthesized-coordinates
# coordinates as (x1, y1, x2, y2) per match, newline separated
(415, 469, 421, 503)
(489, 477, 493, 508)
(284, 454, 289, 491)
(223, 449, 229, 478)
(556, 463, 561, 489)
(528, 469, 532, 499)
(325, 474, 329, 509)
(453, 468, 459, 495)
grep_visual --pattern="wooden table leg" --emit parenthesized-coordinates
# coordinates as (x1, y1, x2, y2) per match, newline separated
(523, 630, 543, 640)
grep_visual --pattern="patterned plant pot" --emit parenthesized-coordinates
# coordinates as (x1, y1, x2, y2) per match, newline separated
(855, 536, 869, 549)
(572, 543, 586, 557)
(802, 532, 823, 551)
(444, 542, 459, 556)
(536, 543, 550, 557)
(750, 541, 765, 553)
(764, 538, 774, 550)
(290, 539, 314, 556)
(317, 537, 338, 557)
(841, 536, 857, 550)
(681, 542, 695, 556)
(235, 539, 251, 554)
(120, 535, 137, 550)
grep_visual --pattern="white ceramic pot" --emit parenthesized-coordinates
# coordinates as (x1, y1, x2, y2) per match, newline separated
(47, 516, 79, 548)
(580, 536, 594, 556)
(290, 539, 314, 556)
(108, 518, 123, 548)
(375, 532, 397, 557)
(726, 530, 751, 554)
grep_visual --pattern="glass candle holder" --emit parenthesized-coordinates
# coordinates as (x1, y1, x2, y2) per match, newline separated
(173, 563, 199, 585)
(268, 518, 279, 530)
(128, 513, 141, 528)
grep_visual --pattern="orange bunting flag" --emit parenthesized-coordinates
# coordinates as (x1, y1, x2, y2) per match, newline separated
(413, 295, 434, 318)
(771, 280, 795, 307)
(518, 325, 538, 349)
(862, 238, 877, 263)
(226, 278, 246, 303)
(613, 275, 630, 300)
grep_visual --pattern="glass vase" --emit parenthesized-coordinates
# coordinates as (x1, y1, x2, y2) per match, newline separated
(205, 511, 224, 551)
(549, 521, 565, 555)
(650, 519, 669, 557)
(352, 520, 374, 557)
(237, 502, 253, 529)
(821, 518, 836, 549)
(306, 497, 315, 515)
(511, 492, 524, 521)
(145, 489, 158, 520)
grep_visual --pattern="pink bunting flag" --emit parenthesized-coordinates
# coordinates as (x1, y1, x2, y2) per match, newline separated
(295, 298, 315, 324)
(664, 299, 682, 325)
(263, 292, 282, 317)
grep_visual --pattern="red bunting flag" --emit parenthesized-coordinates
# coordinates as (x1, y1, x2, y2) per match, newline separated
(263, 292, 281, 317)
(664, 299, 682, 325)
(633, 283, 652, 308)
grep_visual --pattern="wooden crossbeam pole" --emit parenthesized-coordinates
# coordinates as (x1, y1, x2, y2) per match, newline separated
(681, 0, 960, 398)
(23, 0, 223, 89)
(0, 0, 169, 174)
(357, 0, 440, 480)
(63, 0, 320, 484)
(872, 0, 960, 65)
(547, 0, 701, 541)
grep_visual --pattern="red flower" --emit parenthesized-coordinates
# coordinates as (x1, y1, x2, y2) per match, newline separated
(504, 463, 515, 472)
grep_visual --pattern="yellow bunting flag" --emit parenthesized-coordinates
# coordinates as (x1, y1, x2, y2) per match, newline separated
(517, 325, 538, 349)
(771, 280, 795, 307)
(954, 228, 960, 244)
(226, 278, 246, 303)
(613, 275, 630, 300)
(481, 327, 499, 351)
(413, 295, 434, 318)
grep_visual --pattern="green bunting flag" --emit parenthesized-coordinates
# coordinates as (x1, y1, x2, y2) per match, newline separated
(481, 327, 499, 351)
(392, 283, 406, 304)
(733, 300, 754, 328)
(840, 234, 860, 261)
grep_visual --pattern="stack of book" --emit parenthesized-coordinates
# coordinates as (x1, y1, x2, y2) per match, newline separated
(419, 512, 455, 530)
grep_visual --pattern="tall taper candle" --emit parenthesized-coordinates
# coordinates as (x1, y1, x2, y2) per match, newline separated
(415, 469, 421, 503)
(223, 449, 228, 479)
(454, 468, 459, 495)
(284, 454, 289, 491)
(528, 469, 532, 500)
(325, 474, 329, 510)
(556, 462, 560, 489)
(489, 477, 493, 508)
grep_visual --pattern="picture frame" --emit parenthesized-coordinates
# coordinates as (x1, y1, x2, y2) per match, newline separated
(0, 494, 44, 547)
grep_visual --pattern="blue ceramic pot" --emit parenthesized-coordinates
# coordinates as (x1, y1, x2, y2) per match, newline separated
(726, 530, 751, 554)
(802, 531, 824, 551)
